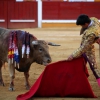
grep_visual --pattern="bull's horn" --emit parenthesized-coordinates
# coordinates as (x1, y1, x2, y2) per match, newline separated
(32, 41, 38, 45)
(48, 42, 61, 46)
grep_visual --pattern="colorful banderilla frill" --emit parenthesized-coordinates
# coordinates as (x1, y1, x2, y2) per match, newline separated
(8, 31, 19, 68)
(8, 31, 37, 69)
(22, 31, 30, 58)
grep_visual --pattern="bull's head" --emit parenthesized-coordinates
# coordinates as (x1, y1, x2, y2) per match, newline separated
(32, 40, 52, 66)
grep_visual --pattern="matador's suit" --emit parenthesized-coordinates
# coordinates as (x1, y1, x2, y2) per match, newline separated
(71, 17, 100, 82)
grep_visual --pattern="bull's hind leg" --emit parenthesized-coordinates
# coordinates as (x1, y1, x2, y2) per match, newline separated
(0, 60, 4, 86)
(8, 60, 15, 91)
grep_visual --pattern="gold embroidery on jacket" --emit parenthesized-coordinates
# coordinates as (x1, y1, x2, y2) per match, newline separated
(72, 17, 100, 73)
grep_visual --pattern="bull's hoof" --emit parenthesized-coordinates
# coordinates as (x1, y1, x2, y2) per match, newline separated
(9, 82, 14, 91)
(0, 81, 5, 86)
(9, 87, 15, 91)
(25, 85, 31, 90)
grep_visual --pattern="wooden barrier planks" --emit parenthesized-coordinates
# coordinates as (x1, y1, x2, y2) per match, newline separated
(8, 1, 37, 28)
(0, 1, 8, 28)
(43, 2, 100, 20)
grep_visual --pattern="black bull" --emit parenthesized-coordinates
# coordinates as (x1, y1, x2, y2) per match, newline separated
(0, 27, 60, 91)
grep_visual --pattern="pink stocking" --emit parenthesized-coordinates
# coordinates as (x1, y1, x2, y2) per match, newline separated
(97, 78, 100, 87)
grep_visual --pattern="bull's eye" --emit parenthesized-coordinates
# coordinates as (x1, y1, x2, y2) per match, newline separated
(39, 48, 43, 52)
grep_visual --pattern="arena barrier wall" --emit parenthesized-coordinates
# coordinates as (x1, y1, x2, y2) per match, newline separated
(0, 0, 37, 28)
(42, 1, 100, 27)
(0, 0, 100, 28)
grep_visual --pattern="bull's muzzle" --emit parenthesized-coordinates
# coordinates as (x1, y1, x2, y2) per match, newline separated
(47, 58, 52, 63)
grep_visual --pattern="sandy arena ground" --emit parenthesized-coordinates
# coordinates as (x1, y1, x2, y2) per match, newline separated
(0, 27, 100, 100)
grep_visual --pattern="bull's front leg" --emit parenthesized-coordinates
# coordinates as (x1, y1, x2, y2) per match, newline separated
(24, 71, 31, 90)
(8, 60, 15, 91)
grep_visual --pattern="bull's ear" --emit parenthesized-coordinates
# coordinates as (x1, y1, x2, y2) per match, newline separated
(32, 41, 38, 45)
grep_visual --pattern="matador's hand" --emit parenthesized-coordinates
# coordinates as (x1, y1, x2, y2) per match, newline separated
(96, 37, 100, 44)
(67, 55, 73, 61)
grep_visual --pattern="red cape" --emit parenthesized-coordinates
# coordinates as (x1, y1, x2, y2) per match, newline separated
(17, 57, 96, 100)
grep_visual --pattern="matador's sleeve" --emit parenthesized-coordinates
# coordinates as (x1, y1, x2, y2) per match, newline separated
(72, 34, 96, 58)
